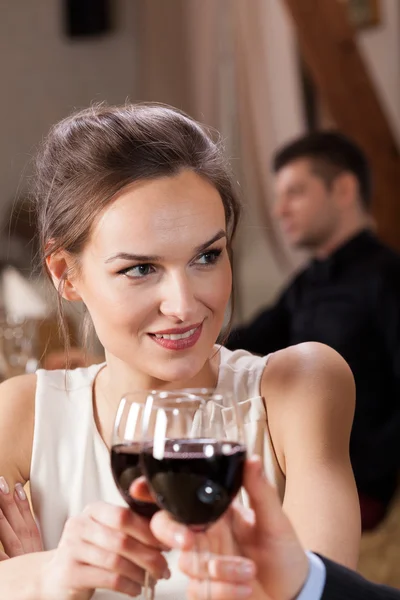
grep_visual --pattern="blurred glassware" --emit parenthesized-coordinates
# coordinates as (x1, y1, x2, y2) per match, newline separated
(0, 316, 39, 379)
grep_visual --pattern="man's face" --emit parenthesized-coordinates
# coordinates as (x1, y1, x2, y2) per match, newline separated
(273, 158, 341, 250)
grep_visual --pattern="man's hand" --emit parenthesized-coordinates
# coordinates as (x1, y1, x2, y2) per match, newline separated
(147, 457, 310, 600)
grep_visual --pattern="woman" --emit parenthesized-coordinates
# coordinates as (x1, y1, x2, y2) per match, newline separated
(0, 104, 359, 599)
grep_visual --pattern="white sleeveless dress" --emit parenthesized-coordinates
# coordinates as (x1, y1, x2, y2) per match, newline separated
(30, 346, 285, 599)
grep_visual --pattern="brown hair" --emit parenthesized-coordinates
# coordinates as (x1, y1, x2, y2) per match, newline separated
(272, 130, 372, 209)
(33, 103, 241, 349)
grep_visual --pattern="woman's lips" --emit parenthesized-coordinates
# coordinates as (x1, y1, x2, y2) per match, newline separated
(149, 323, 203, 350)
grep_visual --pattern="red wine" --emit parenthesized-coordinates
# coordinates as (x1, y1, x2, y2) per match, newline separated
(111, 443, 159, 518)
(142, 439, 246, 528)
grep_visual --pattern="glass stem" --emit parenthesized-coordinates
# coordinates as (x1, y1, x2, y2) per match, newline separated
(144, 570, 155, 600)
(194, 530, 210, 600)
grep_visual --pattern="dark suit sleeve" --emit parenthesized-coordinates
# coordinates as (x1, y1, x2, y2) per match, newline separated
(371, 269, 400, 473)
(377, 270, 400, 392)
(320, 555, 400, 600)
(225, 291, 290, 355)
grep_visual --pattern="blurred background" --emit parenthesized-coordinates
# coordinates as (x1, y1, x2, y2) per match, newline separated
(3, 0, 399, 323)
(1, 1, 399, 322)
(1, 0, 400, 586)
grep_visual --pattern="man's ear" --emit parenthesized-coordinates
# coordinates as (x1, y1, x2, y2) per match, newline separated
(333, 172, 359, 209)
(45, 251, 82, 301)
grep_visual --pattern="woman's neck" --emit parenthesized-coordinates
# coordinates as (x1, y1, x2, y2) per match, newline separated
(96, 349, 220, 411)
(92, 348, 221, 450)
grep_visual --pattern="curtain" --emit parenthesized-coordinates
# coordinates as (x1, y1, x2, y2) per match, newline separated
(134, 0, 304, 322)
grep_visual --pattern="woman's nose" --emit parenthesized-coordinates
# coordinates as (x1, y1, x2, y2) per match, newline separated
(159, 274, 198, 322)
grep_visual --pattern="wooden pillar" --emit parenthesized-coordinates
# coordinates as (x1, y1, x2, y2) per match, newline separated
(283, 0, 400, 250)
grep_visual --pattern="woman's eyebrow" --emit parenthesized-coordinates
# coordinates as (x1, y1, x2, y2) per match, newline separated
(193, 230, 226, 254)
(104, 230, 227, 264)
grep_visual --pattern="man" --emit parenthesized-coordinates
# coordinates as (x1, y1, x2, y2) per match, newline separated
(227, 131, 400, 529)
(151, 457, 400, 600)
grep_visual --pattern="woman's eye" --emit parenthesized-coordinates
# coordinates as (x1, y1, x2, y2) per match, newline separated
(119, 264, 154, 278)
(196, 249, 222, 266)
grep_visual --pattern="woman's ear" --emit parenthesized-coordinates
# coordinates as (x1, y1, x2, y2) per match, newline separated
(46, 251, 82, 302)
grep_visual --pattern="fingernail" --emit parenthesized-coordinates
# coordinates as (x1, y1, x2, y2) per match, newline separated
(235, 585, 252, 598)
(211, 561, 234, 578)
(236, 562, 254, 579)
(219, 560, 254, 580)
(162, 567, 171, 580)
(0, 477, 9, 495)
(15, 483, 27, 501)
(172, 527, 186, 547)
(250, 455, 263, 475)
(236, 503, 255, 526)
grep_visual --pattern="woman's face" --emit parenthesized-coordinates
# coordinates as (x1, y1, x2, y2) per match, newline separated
(71, 170, 232, 383)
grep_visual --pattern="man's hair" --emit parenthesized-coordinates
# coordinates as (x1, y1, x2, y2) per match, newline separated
(272, 131, 372, 209)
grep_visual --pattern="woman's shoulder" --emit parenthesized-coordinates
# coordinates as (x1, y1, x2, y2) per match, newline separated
(262, 341, 355, 433)
(265, 341, 354, 386)
(36, 362, 105, 391)
(0, 372, 37, 413)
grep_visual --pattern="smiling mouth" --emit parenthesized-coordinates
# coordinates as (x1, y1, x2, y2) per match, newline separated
(149, 324, 203, 350)
(153, 327, 198, 341)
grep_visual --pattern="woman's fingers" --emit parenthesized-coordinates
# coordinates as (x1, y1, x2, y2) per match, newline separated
(68, 540, 147, 586)
(63, 512, 169, 581)
(0, 508, 24, 557)
(74, 564, 142, 598)
(76, 565, 142, 598)
(13, 484, 43, 552)
(82, 519, 168, 580)
(0, 477, 38, 556)
(84, 502, 163, 549)
(46, 560, 142, 598)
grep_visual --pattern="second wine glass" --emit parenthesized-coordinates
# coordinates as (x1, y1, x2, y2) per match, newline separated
(111, 391, 191, 599)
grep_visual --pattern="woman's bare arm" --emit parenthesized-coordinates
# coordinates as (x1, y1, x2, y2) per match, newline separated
(0, 374, 41, 558)
(263, 342, 360, 568)
(0, 374, 36, 488)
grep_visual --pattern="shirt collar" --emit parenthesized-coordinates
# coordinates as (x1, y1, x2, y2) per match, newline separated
(309, 229, 374, 281)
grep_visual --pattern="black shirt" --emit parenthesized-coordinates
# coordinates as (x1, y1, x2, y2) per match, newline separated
(227, 231, 400, 500)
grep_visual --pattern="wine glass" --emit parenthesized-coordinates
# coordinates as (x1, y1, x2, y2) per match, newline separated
(0, 316, 39, 379)
(111, 391, 194, 599)
(140, 390, 247, 598)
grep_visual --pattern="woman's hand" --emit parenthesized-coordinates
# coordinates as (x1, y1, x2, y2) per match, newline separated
(0, 494, 170, 600)
(149, 457, 309, 600)
(39, 501, 170, 600)
(0, 477, 42, 559)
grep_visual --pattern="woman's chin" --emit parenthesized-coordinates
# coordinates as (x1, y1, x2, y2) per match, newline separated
(148, 357, 209, 386)
(153, 368, 200, 386)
